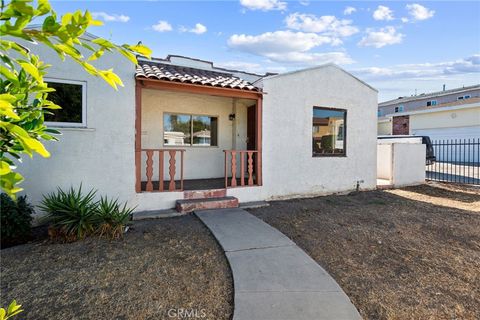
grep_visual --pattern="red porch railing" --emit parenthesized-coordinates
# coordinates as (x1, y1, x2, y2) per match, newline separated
(140, 149, 185, 192)
(224, 150, 261, 188)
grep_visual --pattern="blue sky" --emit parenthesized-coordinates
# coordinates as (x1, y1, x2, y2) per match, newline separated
(51, 0, 480, 101)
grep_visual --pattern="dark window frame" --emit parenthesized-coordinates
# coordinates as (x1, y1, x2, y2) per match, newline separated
(312, 106, 347, 158)
(163, 112, 219, 147)
(44, 78, 87, 127)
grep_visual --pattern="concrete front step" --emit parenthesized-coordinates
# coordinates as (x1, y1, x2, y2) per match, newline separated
(176, 196, 239, 213)
(183, 188, 226, 199)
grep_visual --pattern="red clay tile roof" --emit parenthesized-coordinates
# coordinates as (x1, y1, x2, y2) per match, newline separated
(135, 62, 259, 91)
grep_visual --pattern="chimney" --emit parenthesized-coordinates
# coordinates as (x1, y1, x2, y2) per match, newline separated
(443, 84, 446, 91)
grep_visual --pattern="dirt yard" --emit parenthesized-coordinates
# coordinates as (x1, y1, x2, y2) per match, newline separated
(249, 182, 480, 320)
(1, 216, 233, 320)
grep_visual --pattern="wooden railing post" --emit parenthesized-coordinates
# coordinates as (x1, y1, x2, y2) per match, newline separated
(145, 150, 154, 191)
(240, 151, 245, 186)
(158, 150, 164, 192)
(247, 151, 254, 186)
(168, 150, 177, 191)
(224, 151, 228, 188)
(231, 151, 237, 187)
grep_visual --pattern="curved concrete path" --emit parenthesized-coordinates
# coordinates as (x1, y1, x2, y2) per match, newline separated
(195, 208, 361, 320)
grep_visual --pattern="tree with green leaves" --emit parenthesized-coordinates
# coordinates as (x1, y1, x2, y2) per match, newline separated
(0, 0, 151, 197)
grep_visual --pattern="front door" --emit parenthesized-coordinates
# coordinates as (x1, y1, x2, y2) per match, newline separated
(247, 105, 256, 150)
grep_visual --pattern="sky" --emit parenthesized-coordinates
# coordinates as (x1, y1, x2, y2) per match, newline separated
(51, 0, 480, 101)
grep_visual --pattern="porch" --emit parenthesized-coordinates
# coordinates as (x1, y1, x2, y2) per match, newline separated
(134, 59, 263, 194)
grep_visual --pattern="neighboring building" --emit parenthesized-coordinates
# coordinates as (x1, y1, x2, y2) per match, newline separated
(17, 33, 379, 213)
(377, 85, 480, 139)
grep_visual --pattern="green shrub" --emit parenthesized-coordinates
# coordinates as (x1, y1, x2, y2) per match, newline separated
(39, 186, 135, 241)
(40, 186, 98, 241)
(1, 194, 34, 247)
(94, 197, 134, 239)
(0, 300, 23, 320)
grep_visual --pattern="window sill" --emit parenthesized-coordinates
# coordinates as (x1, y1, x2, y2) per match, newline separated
(312, 154, 347, 158)
(49, 126, 95, 132)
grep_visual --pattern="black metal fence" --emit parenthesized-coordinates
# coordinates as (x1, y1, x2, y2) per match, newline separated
(426, 138, 480, 185)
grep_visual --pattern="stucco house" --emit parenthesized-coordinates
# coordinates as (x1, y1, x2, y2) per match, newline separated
(18, 35, 378, 213)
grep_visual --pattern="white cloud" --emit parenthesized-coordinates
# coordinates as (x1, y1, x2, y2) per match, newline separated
(240, 0, 287, 11)
(299, 0, 310, 6)
(401, 17, 409, 23)
(373, 5, 394, 21)
(152, 20, 172, 32)
(352, 54, 480, 81)
(285, 13, 359, 38)
(358, 26, 404, 48)
(91, 12, 130, 23)
(179, 23, 207, 34)
(343, 6, 356, 15)
(228, 31, 354, 65)
(229, 31, 333, 55)
(191, 23, 207, 34)
(406, 4, 435, 21)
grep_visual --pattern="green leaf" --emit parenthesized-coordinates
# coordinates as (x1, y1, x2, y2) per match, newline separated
(87, 49, 104, 61)
(37, 0, 52, 15)
(127, 44, 152, 58)
(0, 308, 5, 320)
(18, 62, 42, 82)
(0, 161, 11, 175)
(92, 38, 115, 49)
(119, 48, 138, 65)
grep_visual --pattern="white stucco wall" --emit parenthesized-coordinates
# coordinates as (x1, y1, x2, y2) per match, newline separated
(392, 143, 426, 186)
(377, 141, 426, 187)
(14, 38, 137, 210)
(258, 65, 378, 199)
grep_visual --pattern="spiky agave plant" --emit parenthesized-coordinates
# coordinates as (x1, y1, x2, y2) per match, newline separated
(40, 185, 98, 241)
(94, 197, 134, 239)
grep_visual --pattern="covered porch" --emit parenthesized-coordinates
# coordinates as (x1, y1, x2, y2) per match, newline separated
(134, 59, 263, 193)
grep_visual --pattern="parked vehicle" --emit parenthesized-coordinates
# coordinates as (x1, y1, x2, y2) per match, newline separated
(378, 135, 436, 165)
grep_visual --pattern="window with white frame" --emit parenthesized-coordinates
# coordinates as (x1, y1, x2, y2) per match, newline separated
(426, 100, 437, 106)
(163, 113, 218, 146)
(45, 79, 86, 127)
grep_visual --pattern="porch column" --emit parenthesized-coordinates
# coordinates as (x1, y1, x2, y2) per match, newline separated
(256, 95, 263, 186)
(135, 81, 142, 193)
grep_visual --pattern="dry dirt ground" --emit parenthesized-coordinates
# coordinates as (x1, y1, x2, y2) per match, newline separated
(1, 216, 233, 320)
(249, 182, 480, 320)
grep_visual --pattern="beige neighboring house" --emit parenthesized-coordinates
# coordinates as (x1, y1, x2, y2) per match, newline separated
(377, 85, 480, 140)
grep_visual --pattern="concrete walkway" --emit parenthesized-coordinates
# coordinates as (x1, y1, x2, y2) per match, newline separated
(195, 208, 361, 320)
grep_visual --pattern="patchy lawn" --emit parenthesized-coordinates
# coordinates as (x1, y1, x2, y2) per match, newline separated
(1, 216, 233, 320)
(249, 182, 480, 320)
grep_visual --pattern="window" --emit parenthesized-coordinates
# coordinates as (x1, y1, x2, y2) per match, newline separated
(163, 113, 218, 146)
(457, 96, 464, 100)
(312, 107, 346, 157)
(426, 100, 437, 107)
(464, 95, 471, 99)
(394, 105, 404, 113)
(45, 79, 86, 127)
(377, 110, 383, 117)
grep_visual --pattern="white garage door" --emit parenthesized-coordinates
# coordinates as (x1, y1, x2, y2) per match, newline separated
(412, 126, 480, 163)
(411, 126, 480, 141)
